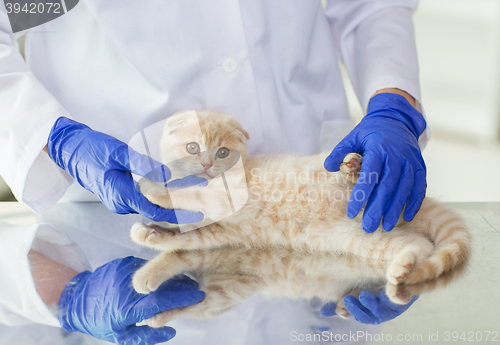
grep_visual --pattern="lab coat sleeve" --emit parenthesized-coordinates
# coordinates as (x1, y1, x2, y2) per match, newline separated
(0, 2, 74, 213)
(324, 0, 430, 146)
(0, 222, 90, 327)
(325, 0, 420, 110)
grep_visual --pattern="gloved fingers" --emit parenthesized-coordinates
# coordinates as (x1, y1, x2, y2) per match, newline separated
(343, 295, 378, 325)
(132, 190, 204, 223)
(361, 156, 402, 232)
(403, 168, 426, 222)
(347, 150, 384, 222)
(156, 274, 200, 291)
(166, 175, 208, 189)
(118, 256, 147, 271)
(162, 209, 205, 224)
(381, 162, 413, 231)
(132, 290, 205, 322)
(378, 290, 419, 314)
(319, 301, 337, 317)
(324, 139, 358, 172)
(357, 290, 400, 323)
(154, 289, 206, 311)
(117, 325, 176, 345)
(115, 146, 172, 182)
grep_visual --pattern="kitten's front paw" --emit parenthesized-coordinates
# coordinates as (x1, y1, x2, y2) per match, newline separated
(146, 309, 185, 328)
(131, 222, 160, 245)
(340, 153, 362, 183)
(146, 313, 167, 328)
(335, 299, 352, 319)
(139, 178, 166, 196)
(131, 222, 180, 246)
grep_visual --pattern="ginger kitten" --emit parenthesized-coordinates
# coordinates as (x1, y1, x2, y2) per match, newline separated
(133, 245, 466, 327)
(131, 110, 471, 327)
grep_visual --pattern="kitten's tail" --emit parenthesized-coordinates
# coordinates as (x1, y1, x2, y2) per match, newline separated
(406, 200, 472, 285)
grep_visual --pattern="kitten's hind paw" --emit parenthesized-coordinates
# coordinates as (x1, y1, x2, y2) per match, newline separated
(387, 251, 419, 285)
(132, 267, 161, 294)
(387, 262, 413, 285)
(340, 153, 362, 183)
(132, 255, 180, 294)
(385, 283, 414, 305)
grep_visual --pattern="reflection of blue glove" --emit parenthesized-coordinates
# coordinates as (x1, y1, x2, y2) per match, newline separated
(320, 290, 418, 325)
(324, 94, 426, 232)
(48, 117, 205, 223)
(59, 257, 205, 345)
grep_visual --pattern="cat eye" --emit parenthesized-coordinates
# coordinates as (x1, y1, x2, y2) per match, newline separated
(216, 147, 230, 159)
(186, 142, 200, 155)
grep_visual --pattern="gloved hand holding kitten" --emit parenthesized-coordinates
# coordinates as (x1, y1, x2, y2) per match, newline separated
(47, 117, 206, 223)
(58, 256, 206, 345)
(320, 290, 418, 325)
(325, 93, 427, 233)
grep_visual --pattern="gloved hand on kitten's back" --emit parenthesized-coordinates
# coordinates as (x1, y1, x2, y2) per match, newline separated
(324, 93, 427, 233)
(47, 117, 206, 223)
(58, 256, 206, 345)
(320, 290, 418, 325)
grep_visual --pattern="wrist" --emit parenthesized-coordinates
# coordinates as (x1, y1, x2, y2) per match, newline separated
(47, 117, 90, 169)
(28, 250, 79, 310)
(367, 93, 426, 139)
(371, 88, 416, 108)
(58, 270, 91, 332)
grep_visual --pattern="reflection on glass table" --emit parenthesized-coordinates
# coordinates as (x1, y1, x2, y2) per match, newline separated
(130, 244, 464, 328)
(0, 202, 498, 345)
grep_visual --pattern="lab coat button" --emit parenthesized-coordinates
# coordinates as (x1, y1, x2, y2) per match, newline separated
(221, 57, 238, 74)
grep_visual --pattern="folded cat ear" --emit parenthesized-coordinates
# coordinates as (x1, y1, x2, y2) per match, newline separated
(165, 110, 195, 134)
(235, 128, 250, 142)
(230, 119, 251, 142)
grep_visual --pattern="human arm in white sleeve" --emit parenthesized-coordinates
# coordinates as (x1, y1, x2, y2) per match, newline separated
(0, 223, 87, 327)
(0, 2, 73, 213)
(323, 0, 428, 233)
(0, 221, 205, 345)
(325, 0, 421, 109)
(0, 4, 207, 222)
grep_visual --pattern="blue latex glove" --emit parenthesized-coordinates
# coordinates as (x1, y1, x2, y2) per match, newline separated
(47, 117, 205, 223)
(59, 256, 205, 345)
(320, 290, 418, 325)
(324, 93, 427, 232)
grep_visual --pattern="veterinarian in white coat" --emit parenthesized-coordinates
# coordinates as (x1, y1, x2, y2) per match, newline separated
(0, 0, 428, 343)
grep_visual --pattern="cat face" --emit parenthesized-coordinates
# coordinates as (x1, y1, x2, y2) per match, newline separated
(160, 110, 250, 179)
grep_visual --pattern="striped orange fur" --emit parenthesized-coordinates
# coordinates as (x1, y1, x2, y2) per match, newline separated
(131, 110, 471, 324)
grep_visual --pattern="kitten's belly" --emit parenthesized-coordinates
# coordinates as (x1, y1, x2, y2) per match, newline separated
(249, 180, 351, 224)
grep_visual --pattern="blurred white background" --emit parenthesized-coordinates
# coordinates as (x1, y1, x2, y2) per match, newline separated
(1, 0, 500, 202)
(417, 0, 500, 202)
(341, 0, 500, 202)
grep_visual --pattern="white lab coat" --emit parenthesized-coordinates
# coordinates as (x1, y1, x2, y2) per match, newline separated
(0, 0, 423, 343)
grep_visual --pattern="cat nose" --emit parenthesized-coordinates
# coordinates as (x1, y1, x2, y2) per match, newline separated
(202, 162, 212, 171)
(200, 152, 212, 170)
